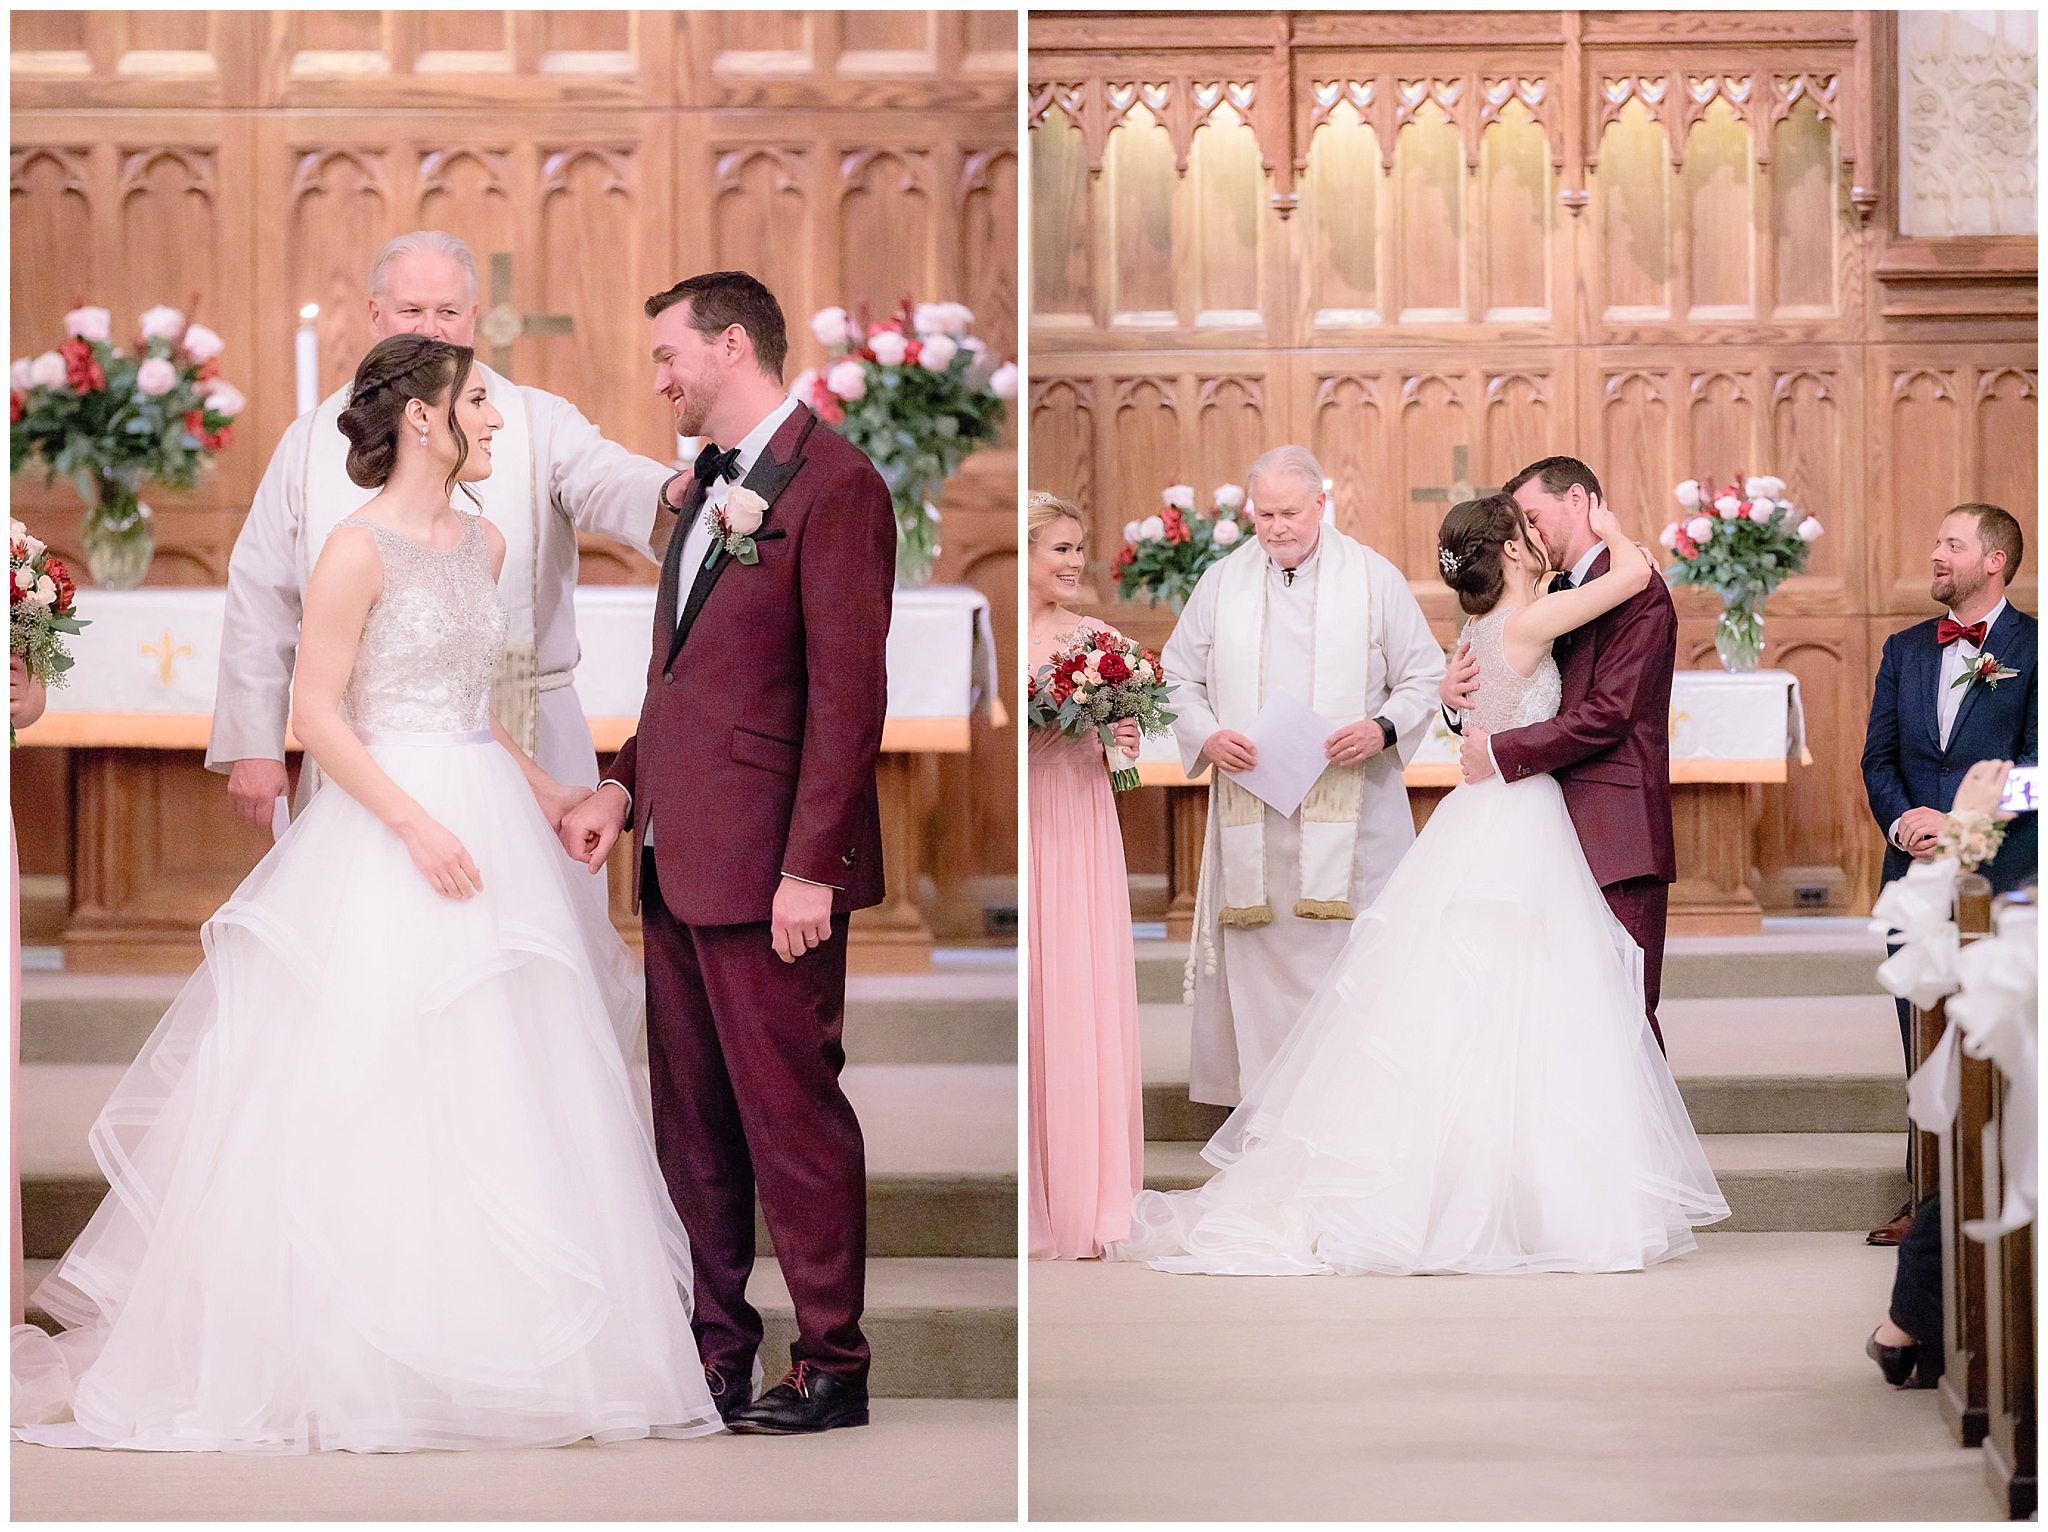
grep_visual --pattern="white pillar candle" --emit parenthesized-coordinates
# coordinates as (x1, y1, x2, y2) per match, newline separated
(295, 305, 319, 416)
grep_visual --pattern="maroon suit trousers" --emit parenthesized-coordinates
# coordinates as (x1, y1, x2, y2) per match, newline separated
(1602, 874, 1669, 1052)
(640, 855, 869, 1387)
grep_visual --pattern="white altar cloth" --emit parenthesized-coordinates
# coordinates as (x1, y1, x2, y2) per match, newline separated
(17, 584, 1000, 755)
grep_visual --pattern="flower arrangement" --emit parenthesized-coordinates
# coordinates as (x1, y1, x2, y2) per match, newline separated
(10, 517, 88, 744)
(11, 303, 244, 589)
(1111, 483, 1248, 611)
(1026, 628, 1177, 792)
(792, 299, 1017, 588)
(1658, 475, 1823, 672)
(1934, 808, 2009, 873)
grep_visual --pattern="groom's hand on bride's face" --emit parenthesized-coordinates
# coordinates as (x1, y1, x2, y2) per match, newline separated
(557, 783, 628, 873)
(1440, 643, 1479, 713)
(1459, 726, 1496, 783)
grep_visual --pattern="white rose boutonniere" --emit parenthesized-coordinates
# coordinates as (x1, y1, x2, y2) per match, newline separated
(706, 486, 770, 566)
(1953, 650, 2022, 693)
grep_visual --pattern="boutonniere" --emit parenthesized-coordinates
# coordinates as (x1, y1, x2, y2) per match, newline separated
(1952, 650, 2022, 691)
(704, 486, 768, 567)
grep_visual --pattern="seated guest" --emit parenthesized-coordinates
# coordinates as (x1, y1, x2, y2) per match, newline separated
(1868, 1194, 1943, 1389)
(1861, 503, 2036, 1244)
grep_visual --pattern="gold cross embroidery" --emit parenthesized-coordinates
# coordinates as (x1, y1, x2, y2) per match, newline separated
(140, 629, 194, 687)
(1668, 707, 1691, 742)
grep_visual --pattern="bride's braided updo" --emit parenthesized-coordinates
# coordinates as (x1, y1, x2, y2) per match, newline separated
(336, 333, 476, 495)
(1437, 493, 1535, 617)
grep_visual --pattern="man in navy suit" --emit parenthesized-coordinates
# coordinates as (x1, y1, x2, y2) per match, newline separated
(1861, 501, 2035, 1242)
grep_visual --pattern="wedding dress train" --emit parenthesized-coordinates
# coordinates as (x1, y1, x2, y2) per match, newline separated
(12, 513, 721, 1450)
(1118, 606, 1729, 1276)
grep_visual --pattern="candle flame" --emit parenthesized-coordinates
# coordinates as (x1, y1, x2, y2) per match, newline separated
(299, 304, 319, 321)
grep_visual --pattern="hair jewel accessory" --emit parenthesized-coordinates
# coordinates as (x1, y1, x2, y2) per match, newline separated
(1439, 546, 1461, 576)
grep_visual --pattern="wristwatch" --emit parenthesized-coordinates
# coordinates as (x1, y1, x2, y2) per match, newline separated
(1374, 716, 1397, 751)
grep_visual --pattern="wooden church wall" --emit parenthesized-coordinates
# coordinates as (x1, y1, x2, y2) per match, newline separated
(12, 10, 1019, 940)
(1029, 11, 2036, 916)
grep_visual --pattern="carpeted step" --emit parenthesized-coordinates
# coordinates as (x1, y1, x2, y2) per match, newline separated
(1140, 1134, 1907, 1235)
(1142, 1074, 1907, 1141)
(21, 1255, 1017, 1400)
(18, 970, 1017, 1066)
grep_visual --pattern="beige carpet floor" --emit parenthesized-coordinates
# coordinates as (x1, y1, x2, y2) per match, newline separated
(11, 1400, 1018, 1522)
(1028, 1233, 2001, 1522)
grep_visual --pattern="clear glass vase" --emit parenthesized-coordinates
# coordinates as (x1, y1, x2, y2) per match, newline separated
(1713, 596, 1764, 672)
(81, 470, 156, 589)
(893, 489, 941, 589)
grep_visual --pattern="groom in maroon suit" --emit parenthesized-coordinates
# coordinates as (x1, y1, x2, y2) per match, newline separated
(1443, 456, 1679, 1049)
(560, 271, 894, 1434)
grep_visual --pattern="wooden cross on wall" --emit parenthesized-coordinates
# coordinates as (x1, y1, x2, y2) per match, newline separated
(477, 252, 574, 377)
(1408, 445, 1501, 510)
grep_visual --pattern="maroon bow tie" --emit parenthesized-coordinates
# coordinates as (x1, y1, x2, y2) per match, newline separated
(1937, 618, 1988, 648)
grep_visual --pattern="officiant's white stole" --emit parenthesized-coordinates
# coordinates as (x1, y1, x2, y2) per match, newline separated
(1207, 531, 1374, 925)
(301, 361, 543, 752)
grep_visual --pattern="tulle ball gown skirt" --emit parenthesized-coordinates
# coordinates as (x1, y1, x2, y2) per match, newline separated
(1119, 771, 1729, 1278)
(11, 731, 722, 1451)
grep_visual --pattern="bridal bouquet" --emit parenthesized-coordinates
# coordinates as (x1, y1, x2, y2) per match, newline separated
(10, 517, 87, 744)
(1111, 483, 1247, 611)
(792, 298, 1018, 587)
(1658, 475, 1823, 672)
(11, 303, 245, 588)
(1027, 628, 1176, 792)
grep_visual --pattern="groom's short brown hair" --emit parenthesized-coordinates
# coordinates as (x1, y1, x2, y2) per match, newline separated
(645, 271, 787, 381)
(1505, 455, 1603, 506)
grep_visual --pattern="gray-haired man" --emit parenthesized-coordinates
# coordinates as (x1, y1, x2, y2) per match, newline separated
(209, 230, 685, 847)
(1161, 446, 1446, 1107)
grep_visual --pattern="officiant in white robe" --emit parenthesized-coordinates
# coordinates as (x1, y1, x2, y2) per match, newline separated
(1163, 446, 1446, 1107)
(206, 230, 673, 819)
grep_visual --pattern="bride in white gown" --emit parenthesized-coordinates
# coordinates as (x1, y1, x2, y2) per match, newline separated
(1117, 494, 1728, 1277)
(11, 334, 722, 1450)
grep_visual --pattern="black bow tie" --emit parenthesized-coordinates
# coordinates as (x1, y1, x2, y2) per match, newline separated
(693, 443, 742, 488)
(1548, 572, 1576, 594)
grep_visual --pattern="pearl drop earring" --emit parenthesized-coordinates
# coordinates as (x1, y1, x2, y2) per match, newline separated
(419, 426, 429, 446)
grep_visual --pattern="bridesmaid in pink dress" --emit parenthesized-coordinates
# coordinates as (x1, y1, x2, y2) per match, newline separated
(11, 654, 49, 1325)
(1027, 494, 1144, 1260)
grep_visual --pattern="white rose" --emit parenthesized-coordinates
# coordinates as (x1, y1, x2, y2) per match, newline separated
(1162, 484, 1195, 512)
(825, 359, 867, 401)
(988, 361, 1018, 400)
(961, 335, 988, 363)
(138, 305, 185, 342)
(202, 381, 245, 417)
(1138, 515, 1166, 541)
(787, 367, 818, 402)
(940, 302, 974, 335)
(810, 306, 850, 348)
(1747, 496, 1776, 519)
(918, 333, 958, 371)
(869, 330, 909, 367)
(1674, 480, 1702, 507)
(1756, 476, 1786, 499)
(12, 567, 31, 593)
(10, 358, 32, 391)
(181, 323, 225, 363)
(30, 574, 57, 608)
(1713, 494, 1740, 518)
(135, 357, 177, 396)
(64, 306, 111, 343)
(1685, 515, 1715, 542)
(912, 302, 948, 336)
(1211, 517, 1242, 546)
(1213, 482, 1246, 509)
(1135, 659, 1154, 681)
(1658, 522, 1679, 548)
(29, 352, 66, 390)
(1796, 516, 1824, 542)
(1123, 520, 1143, 545)
(723, 486, 768, 536)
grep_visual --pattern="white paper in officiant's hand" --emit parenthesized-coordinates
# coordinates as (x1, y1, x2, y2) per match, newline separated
(1225, 691, 1340, 820)
(270, 798, 291, 842)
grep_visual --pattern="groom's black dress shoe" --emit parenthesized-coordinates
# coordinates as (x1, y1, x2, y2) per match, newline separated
(1867, 1328, 1930, 1388)
(724, 1362, 869, 1435)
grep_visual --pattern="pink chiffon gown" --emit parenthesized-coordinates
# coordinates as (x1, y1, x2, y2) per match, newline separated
(1027, 617, 1144, 1260)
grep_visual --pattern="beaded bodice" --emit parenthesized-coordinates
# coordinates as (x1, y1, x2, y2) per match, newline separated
(338, 513, 507, 735)
(1459, 605, 1562, 735)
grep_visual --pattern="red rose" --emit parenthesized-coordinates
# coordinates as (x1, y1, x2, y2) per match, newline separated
(61, 337, 105, 393)
(1161, 508, 1191, 544)
(185, 407, 205, 436)
(1098, 651, 1130, 683)
(903, 339, 922, 365)
(205, 425, 233, 451)
(1112, 545, 1135, 575)
(9, 391, 20, 423)
(47, 558, 76, 615)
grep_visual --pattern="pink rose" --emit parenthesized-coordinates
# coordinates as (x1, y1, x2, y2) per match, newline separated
(138, 305, 186, 342)
(64, 306, 111, 343)
(1685, 516, 1715, 542)
(918, 333, 958, 371)
(180, 323, 225, 363)
(868, 330, 909, 367)
(825, 359, 867, 401)
(989, 361, 1018, 400)
(135, 357, 178, 396)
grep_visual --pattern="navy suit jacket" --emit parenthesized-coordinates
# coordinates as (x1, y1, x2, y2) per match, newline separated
(1861, 602, 2037, 895)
